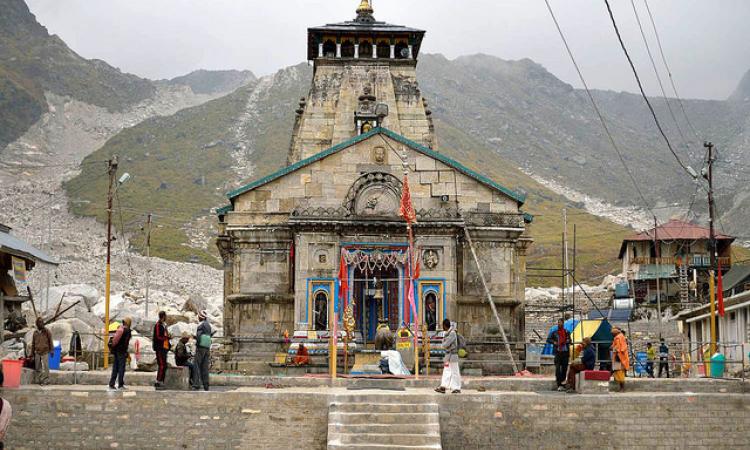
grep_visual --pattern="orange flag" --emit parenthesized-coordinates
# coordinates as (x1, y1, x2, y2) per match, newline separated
(399, 175, 417, 224)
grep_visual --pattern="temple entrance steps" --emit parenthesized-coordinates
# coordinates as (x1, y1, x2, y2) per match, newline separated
(327, 396, 442, 450)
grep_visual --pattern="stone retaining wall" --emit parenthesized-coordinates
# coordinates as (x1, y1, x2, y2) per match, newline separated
(438, 392, 750, 449)
(2, 388, 748, 449)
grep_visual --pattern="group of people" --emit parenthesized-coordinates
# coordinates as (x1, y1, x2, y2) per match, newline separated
(108, 309, 213, 391)
(548, 318, 631, 393)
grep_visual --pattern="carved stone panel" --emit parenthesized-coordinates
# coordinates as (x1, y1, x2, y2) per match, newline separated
(309, 243, 335, 270)
(422, 248, 441, 270)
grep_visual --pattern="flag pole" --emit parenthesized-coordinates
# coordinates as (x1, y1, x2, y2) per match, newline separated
(408, 222, 419, 380)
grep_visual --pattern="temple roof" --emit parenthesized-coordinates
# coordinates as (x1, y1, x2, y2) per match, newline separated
(310, 0, 424, 34)
(222, 127, 527, 209)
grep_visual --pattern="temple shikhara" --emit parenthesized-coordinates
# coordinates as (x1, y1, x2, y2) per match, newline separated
(216, 1, 533, 373)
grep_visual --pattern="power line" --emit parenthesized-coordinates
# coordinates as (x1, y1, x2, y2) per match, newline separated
(543, 0, 655, 218)
(643, 0, 702, 141)
(603, 0, 695, 179)
(629, 0, 691, 152)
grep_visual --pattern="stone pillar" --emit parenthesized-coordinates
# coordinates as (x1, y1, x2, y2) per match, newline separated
(390, 44, 395, 59)
(373, 44, 378, 59)
(318, 43, 324, 58)
(336, 43, 342, 58)
(354, 44, 359, 59)
(408, 45, 414, 59)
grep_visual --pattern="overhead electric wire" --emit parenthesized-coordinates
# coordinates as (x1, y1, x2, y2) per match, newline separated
(603, 0, 696, 180)
(643, 0, 702, 140)
(629, 0, 691, 152)
(543, 0, 655, 218)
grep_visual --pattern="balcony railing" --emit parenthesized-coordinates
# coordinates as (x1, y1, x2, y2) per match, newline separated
(631, 255, 731, 267)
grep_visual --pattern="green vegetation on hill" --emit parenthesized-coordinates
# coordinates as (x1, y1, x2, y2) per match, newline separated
(65, 82, 258, 267)
(435, 118, 629, 284)
(67, 62, 628, 285)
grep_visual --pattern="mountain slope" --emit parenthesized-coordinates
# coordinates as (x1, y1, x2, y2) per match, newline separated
(169, 69, 256, 95)
(67, 63, 629, 283)
(0, 0, 156, 148)
(417, 53, 750, 237)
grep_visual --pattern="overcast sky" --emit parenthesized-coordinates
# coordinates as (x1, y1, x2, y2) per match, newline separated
(26, 0, 750, 100)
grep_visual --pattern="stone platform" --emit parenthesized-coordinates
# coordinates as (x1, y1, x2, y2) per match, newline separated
(3, 384, 749, 449)
(37, 369, 750, 394)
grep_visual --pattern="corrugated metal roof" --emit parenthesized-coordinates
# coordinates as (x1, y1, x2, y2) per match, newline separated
(0, 227, 58, 265)
(588, 309, 632, 322)
(721, 265, 750, 292)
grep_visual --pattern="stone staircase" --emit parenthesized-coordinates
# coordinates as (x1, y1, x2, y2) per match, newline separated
(327, 396, 442, 450)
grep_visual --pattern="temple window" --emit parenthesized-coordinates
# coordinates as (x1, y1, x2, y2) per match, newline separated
(341, 40, 355, 58)
(359, 41, 373, 59)
(424, 291, 437, 331)
(395, 41, 409, 59)
(377, 41, 390, 59)
(314, 291, 329, 331)
(323, 40, 336, 58)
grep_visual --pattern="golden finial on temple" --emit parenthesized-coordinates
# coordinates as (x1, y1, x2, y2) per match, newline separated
(357, 0, 374, 15)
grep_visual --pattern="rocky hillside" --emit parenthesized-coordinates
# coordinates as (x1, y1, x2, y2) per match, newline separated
(0, 0, 156, 148)
(417, 54, 750, 239)
(169, 69, 257, 95)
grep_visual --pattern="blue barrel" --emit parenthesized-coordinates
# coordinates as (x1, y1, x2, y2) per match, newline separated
(709, 353, 726, 378)
(634, 351, 648, 376)
(615, 281, 630, 299)
(48, 341, 62, 370)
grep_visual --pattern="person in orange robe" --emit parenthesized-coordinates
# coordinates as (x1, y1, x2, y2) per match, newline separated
(611, 327, 630, 392)
(293, 343, 310, 366)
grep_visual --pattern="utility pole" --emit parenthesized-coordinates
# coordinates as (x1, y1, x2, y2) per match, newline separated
(563, 208, 570, 318)
(705, 142, 717, 355)
(653, 216, 663, 339)
(103, 155, 118, 369)
(144, 213, 152, 318)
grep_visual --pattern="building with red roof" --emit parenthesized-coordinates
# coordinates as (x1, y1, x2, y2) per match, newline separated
(619, 219, 734, 304)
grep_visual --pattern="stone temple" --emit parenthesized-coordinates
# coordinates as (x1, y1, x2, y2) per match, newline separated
(216, 1, 532, 373)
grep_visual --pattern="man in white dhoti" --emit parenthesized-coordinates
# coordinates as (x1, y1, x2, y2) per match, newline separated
(435, 319, 461, 394)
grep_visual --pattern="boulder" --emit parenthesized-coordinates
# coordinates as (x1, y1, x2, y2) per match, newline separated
(182, 294, 207, 315)
(168, 322, 197, 340)
(46, 318, 101, 354)
(48, 284, 100, 310)
(59, 361, 89, 371)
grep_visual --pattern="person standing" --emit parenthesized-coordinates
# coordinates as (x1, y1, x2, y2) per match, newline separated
(645, 342, 656, 378)
(611, 327, 630, 392)
(658, 339, 670, 378)
(194, 310, 212, 391)
(31, 317, 53, 385)
(108, 317, 132, 390)
(547, 318, 571, 391)
(152, 311, 171, 388)
(435, 319, 461, 394)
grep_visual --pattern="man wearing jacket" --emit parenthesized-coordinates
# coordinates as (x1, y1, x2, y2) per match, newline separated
(31, 317, 53, 385)
(153, 311, 171, 388)
(435, 319, 461, 394)
(194, 310, 212, 391)
(547, 318, 571, 391)
(108, 317, 132, 390)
